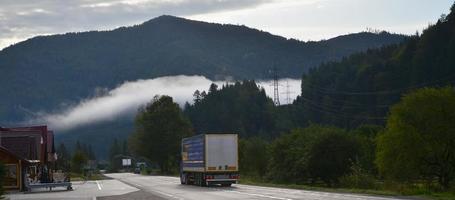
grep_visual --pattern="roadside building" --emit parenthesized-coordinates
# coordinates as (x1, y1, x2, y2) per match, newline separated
(0, 125, 57, 191)
(0, 146, 31, 191)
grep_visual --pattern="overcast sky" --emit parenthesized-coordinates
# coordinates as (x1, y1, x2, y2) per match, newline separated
(0, 0, 453, 49)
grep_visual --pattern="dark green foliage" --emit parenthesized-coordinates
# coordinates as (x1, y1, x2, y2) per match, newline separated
(350, 125, 383, 174)
(71, 150, 88, 174)
(267, 125, 362, 186)
(267, 128, 309, 183)
(184, 81, 277, 138)
(108, 138, 129, 171)
(108, 139, 122, 172)
(339, 161, 378, 189)
(129, 95, 192, 174)
(376, 87, 455, 189)
(296, 6, 455, 128)
(69, 140, 94, 173)
(109, 139, 121, 160)
(56, 143, 71, 172)
(307, 131, 361, 186)
(239, 138, 269, 178)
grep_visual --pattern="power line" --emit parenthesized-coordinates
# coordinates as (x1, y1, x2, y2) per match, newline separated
(300, 96, 387, 121)
(302, 73, 455, 96)
(301, 95, 391, 109)
(281, 80, 295, 104)
(271, 66, 280, 106)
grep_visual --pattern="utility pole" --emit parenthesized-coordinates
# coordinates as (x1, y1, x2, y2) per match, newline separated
(272, 67, 280, 106)
(281, 80, 295, 104)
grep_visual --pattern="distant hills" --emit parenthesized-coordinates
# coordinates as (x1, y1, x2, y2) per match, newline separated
(0, 15, 406, 158)
(0, 15, 405, 122)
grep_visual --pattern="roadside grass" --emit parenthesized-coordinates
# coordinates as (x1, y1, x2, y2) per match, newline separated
(239, 177, 400, 196)
(423, 192, 455, 200)
(117, 170, 455, 200)
(238, 176, 455, 200)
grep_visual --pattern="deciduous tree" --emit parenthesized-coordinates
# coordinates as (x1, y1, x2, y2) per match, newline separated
(376, 87, 455, 189)
(129, 95, 192, 173)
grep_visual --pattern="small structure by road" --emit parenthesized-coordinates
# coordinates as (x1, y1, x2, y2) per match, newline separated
(0, 125, 71, 192)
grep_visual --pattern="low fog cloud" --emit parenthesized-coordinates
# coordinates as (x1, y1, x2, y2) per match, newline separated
(33, 75, 300, 131)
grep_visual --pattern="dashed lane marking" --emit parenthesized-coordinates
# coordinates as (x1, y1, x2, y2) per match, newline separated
(96, 181, 102, 190)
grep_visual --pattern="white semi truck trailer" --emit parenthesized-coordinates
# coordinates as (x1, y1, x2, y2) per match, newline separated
(180, 134, 239, 186)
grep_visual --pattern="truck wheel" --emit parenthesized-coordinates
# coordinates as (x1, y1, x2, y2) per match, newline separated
(185, 174, 191, 185)
(221, 183, 232, 187)
(196, 173, 201, 186)
(201, 175, 207, 187)
(180, 174, 185, 185)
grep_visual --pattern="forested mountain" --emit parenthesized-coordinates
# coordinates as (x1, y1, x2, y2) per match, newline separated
(295, 4, 455, 128)
(0, 15, 405, 123)
(185, 4, 455, 137)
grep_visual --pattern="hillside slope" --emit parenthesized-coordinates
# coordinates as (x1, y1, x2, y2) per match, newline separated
(0, 15, 405, 122)
(296, 4, 455, 128)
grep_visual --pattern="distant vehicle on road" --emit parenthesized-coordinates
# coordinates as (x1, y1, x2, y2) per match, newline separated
(180, 134, 239, 187)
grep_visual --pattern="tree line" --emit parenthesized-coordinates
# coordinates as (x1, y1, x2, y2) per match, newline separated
(29, 2, 455, 192)
(56, 141, 96, 174)
(127, 2, 455, 193)
(129, 85, 455, 192)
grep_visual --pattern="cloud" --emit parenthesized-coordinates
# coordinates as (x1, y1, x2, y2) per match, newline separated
(30, 75, 300, 131)
(0, 0, 270, 49)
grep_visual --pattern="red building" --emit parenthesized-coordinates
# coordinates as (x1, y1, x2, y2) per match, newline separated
(0, 146, 30, 190)
(0, 125, 56, 190)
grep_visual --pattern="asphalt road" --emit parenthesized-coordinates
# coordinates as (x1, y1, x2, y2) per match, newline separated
(104, 173, 411, 200)
(5, 180, 138, 200)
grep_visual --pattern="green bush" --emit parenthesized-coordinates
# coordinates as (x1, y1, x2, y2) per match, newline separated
(239, 137, 269, 178)
(307, 131, 361, 186)
(339, 162, 377, 189)
(376, 87, 455, 189)
(71, 151, 88, 174)
(267, 124, 362, 186)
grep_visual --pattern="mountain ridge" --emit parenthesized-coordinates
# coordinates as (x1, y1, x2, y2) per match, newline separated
(0, 15, 407, 158)
(0, 15, 405, 123)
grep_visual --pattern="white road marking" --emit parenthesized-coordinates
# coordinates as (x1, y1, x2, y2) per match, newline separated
(210, 187, 293, 200)
(124, 179, 184, 200)
(104, 174, 407, 200)
(229, 191, 293, 200)
(153, 190, 184, 200)
(131, 182, 143, 188)
(96, 181, 102, 190)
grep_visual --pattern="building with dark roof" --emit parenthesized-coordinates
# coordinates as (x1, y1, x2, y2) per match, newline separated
(0, 125, 56, 191)
(0, 146, 30, 190)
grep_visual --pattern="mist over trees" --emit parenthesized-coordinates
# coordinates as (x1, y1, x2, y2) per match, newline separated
(0, 15, 405, 161)
(0, 15, 405, 125)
